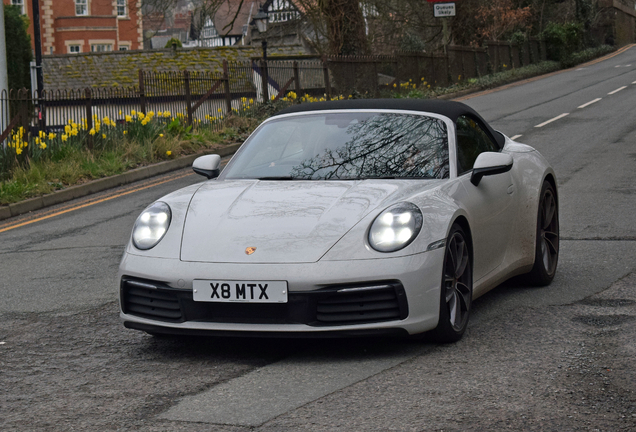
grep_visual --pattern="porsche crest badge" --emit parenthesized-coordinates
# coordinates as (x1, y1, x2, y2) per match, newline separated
(245, 247, 257, 255)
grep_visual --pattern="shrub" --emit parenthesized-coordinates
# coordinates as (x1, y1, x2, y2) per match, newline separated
(542, 22, 584, 62)
(165, 37, 182, 48)
(4, 5, 33, 91)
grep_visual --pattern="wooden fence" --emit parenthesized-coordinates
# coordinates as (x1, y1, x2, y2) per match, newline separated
(1, 39, 546, 142)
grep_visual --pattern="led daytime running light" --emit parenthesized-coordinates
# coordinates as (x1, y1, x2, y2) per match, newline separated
(369, 203, 423, 252)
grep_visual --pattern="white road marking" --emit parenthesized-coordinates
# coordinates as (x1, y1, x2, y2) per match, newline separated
(535, 113, 569, 128)
(608, 86, 627, 95)
(632, 80, 636, 84)
(578, 98, 602, 109)
(510, 134, 522, 140)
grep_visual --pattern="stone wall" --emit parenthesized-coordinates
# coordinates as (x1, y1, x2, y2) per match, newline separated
(42, 45, 308, 91)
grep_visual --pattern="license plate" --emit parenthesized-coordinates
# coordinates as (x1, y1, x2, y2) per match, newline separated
(192, 280, 288, 303)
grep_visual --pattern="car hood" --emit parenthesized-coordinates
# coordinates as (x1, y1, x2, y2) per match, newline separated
(180, 179, 437, 263)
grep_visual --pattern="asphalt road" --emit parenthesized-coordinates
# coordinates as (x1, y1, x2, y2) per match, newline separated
(1, 48, 636, 431)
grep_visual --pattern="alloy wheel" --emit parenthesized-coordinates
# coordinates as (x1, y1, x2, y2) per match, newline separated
(443, 232, 471, 331)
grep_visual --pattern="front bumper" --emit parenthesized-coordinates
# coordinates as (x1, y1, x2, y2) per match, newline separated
(118, 249, 444, 336)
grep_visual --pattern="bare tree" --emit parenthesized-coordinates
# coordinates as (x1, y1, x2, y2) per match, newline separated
(140, 0, 248, 41)
(294, 0, 368, 55)
(290, 114, 449, 180)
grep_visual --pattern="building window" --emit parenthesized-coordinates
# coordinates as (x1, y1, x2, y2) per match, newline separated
(76, 0, 88, 16)
(91, 44, 112, 52)
(119, 46, 129, 51)
(11, 0, 25, 15)
(68, 45, 81, 54)
(117, 0, 127, 17)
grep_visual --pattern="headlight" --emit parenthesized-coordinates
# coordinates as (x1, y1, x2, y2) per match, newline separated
(132, 202, 172, 250)
(368, 202, 423, 252)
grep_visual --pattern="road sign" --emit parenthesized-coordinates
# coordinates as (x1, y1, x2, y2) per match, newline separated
(433, 3, 456, 17)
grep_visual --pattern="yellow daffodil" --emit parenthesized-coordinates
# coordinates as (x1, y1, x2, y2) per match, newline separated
(123, 131, 127, 135)
(40, 143, 47, 150)
(48, 132, 56, 140)
(89, 128, 96, 136)
(16, 147, 22, 155)
(166, 150, 172, 156)
(131, 109, 137, 116)
(125, 115, 132, 122)
(102, 134, 106, 139)
(61, 134, 68, 142)
(159, 133, 164, 137)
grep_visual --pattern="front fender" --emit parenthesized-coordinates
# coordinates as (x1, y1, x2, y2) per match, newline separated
(321, 181, 465, 261)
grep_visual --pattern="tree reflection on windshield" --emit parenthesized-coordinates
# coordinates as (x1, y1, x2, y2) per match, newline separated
(291, 114, 448, 180)
(224, 112, 449, 180)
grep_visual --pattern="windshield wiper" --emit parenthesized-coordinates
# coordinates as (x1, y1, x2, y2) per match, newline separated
(256, 176, 296, 180)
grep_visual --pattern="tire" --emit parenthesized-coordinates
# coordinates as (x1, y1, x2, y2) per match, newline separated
(430, 224, 473, 343)
(527, 181, 559, 286)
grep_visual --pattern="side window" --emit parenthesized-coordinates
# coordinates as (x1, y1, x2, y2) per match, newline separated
(455, 115, 499, 174)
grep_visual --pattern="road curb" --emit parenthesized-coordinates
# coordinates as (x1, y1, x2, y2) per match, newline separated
(0, 143, 241, 222)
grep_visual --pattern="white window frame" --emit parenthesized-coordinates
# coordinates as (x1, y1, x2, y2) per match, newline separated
(11, 0, 25, 15)
(75, 0, 88, 16)
(117, 0, 127, 17)
(65, 40, 84, 54)
(91, 44, 112, 52)
(68, 45, 81, 54)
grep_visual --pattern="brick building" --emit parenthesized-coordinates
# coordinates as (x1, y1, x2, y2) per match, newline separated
(4, 0, 143, 54)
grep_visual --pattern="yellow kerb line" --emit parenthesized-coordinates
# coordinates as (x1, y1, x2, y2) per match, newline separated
(0, 172, 193, 234)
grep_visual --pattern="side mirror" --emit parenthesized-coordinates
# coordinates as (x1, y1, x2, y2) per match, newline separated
(470, 152, 513, 186)
(193, 154, 221, 179)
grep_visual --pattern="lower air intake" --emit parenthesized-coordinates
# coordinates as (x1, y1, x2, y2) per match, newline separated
(122, 279, 183, 322)
(316, 284, 405, 325)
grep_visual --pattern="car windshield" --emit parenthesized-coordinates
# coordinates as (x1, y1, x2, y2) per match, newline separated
(223, 112, 450, 180)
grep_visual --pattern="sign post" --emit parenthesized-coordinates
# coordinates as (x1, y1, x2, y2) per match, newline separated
(433, 3, 456, 18)
(428, 1, 456, 53)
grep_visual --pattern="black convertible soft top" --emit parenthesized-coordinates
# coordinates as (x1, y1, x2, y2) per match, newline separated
(274, 99, 505, 148)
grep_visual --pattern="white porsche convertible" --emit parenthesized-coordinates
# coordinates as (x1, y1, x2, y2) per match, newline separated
(119, 99, 559, 342)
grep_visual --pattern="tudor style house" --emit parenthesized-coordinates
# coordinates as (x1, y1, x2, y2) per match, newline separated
(143, 0, 303, 49)
(4, 0, 143, 54)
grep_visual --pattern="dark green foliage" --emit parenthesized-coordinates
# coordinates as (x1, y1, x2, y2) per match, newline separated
(399, 33, 427, 53)
(164, 37, 183, 48)
(561, 45, 615, 68)
(4, 5, 32, 91)
(542, 22, 584, 62)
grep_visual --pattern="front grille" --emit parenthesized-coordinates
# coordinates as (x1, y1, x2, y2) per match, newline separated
(316, 285, 405, 325)
(121, 279, 183, 322)
(121, 277, 407, 327)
